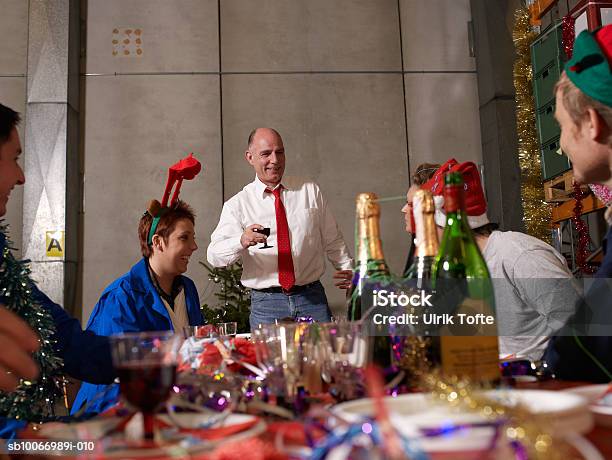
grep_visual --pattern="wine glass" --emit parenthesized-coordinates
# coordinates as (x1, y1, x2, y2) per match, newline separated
(252, 324, 307, 399)
(182, 324, 218, 339)
(110, 331, 183, 441)
(320, 321, 369, 400)
(217, 321, 237, 337)
(254, 222, 273, 249)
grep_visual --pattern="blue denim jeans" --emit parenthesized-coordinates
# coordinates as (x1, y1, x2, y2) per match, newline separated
(249, 281, 331, 330)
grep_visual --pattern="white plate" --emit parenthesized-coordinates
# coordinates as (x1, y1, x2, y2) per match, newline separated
(564, 384, 612, 428)
(34, 412, 265, 459)
(332, 389, 592, 453)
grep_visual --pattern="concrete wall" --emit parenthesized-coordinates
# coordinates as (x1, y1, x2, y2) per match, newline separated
(1, 1, 482, 321)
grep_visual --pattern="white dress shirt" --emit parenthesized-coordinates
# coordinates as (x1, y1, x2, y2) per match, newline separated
(207, 176, 353, 289)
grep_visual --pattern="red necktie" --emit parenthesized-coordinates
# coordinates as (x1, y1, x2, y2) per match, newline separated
(267, 187, 295, 291)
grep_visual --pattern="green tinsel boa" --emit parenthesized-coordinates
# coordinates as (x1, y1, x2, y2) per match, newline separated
(0, 222, 64, 422)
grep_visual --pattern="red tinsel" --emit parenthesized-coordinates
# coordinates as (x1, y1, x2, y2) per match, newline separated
(562, 14, 576, 60)
(572, 182, 597, 274)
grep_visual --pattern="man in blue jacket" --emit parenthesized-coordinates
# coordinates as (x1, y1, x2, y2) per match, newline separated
(0, 102, 115, 438)
(544, 25, 612, 382)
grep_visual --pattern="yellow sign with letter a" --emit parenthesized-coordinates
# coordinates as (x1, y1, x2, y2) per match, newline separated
(45, 231, 65, 258)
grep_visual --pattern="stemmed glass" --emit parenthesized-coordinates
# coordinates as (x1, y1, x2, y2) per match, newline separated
(182, 324, 218, 339)
(217, 321, 238, 337)
(254, 221, 273, 249)
(253, 323, 310, 400)
(110, 331, 183, 441)
(320, 321, 369, 401)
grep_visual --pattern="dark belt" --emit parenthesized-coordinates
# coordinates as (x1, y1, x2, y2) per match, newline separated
(253, 281, 321, 295)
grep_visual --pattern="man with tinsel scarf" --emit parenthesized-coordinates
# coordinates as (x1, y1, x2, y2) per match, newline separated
(544, 25, 612, 382)
(0, 103, 115, 438)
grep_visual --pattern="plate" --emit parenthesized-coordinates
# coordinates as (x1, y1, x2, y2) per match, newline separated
(564, 384, 612, 428)
(29, 412, 265, 459)
(332, 389, 592, 453)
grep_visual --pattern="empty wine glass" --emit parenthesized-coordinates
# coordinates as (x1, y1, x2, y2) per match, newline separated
(320, 321, 369, 400)
(182, 324, 218, 339)
(252, 323, 311, 400)
(110, 331, 183, 441)
(217, 321, 237, 337)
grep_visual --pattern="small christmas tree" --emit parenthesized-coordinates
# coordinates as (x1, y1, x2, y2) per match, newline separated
(199, 261, 251, 333)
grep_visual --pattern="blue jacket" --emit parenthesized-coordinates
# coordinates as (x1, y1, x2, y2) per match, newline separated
(0, 231, 115, 439)
(71, 258, 203, 416)
(544, 226, 612, 382)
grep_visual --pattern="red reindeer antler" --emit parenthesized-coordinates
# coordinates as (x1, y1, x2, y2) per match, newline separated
(160, 153, 202, 207)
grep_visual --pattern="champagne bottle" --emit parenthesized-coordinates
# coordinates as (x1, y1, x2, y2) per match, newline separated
(405, 189, 438, 290)
(346, 192, 392, 369)
(402, 190, 438, 386)
(347, 192, 392, 321)
(432, 172, 500, 384)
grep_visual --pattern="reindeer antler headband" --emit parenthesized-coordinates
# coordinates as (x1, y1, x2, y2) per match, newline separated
(147, 153, 202, 245)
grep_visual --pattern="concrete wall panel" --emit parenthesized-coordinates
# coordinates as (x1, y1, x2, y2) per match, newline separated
(84, 0, 219, 74)
(221, 0, 401, 71)
(404, 73, 483, 172)
(0, 0, 29, 75)
(81, 74, 221, 322)
(400, 0, 475, 71)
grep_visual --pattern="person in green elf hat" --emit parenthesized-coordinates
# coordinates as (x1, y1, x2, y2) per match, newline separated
(544, 24, 612, 382)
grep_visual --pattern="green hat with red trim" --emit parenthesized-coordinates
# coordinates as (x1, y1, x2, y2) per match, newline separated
(565, 25, 612, 108)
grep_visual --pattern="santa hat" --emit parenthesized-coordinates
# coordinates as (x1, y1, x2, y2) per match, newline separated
(422, 159, 489, 229)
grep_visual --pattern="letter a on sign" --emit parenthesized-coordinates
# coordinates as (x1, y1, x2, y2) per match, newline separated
(45, 231, 65, 258)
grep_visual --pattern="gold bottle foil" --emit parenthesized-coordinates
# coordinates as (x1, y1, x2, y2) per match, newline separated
(412, 190, 439, 258)
(355, 192, 385, 262)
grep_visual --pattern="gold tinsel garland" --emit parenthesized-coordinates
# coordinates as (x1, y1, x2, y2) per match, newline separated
(513, 8, 552, 243)
(423, 373, 566, 459)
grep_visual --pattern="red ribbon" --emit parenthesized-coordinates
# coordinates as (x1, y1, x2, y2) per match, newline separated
(562, 14, 576, 60)
(572, 182, 597, 274)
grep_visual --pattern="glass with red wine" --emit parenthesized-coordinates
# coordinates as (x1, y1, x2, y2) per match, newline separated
(254, 223, 273, 249)
(110, 331, 183, 441)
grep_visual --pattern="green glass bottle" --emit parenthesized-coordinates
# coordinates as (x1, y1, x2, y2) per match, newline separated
(347, 192, 392, 321)
(405, 189, 438, 291)
(432, 172, 500, 384)
(402, 190, 439, 387)
(346, 192, 392, 369)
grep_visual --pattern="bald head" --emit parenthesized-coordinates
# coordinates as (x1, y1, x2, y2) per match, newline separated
(245, 128, 285, 188)
(247, 127, 283, 149)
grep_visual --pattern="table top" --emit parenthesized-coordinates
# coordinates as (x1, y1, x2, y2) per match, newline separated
(15, 379, 612, 460)
(516, 379, 611, 459)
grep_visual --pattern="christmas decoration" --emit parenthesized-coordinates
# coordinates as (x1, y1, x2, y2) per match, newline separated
(513, 7, 552, 243)
(423, 373, 565, 459)
(562, 14, 576, 59)
(590, 183, 612, 205)
(392, 336, 431, 391)
(199, 262, 251, 333)
(0, 223, 64, 422)
(572, 182, 598, 274)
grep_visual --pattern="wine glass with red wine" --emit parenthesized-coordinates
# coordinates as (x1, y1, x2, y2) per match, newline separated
(110, 331, 183, 441)
(254, 224, 273, 249)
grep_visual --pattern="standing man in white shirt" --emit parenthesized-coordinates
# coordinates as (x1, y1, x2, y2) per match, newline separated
(207, 128, 353, 328)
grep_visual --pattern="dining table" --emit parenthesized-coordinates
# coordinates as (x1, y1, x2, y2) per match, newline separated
(10, 378, 612, 460)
